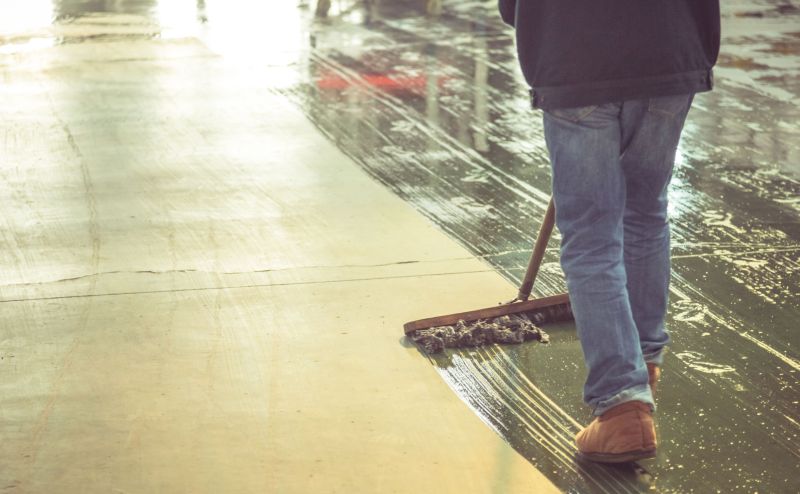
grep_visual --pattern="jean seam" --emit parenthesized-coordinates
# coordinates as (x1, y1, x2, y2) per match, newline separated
(546, 105, 600, 123)
(648, 107, 681, 118)
(647, 95, 691, 118)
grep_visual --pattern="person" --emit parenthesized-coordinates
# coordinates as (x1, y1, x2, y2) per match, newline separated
(497, 0, 720, 463)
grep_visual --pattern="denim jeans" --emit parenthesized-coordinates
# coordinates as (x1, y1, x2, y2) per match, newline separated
(542, 94, 694, 416)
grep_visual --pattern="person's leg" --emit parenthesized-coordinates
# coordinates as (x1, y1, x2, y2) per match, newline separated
(542, 103, 653, 417)
(619, 94, 694, 369)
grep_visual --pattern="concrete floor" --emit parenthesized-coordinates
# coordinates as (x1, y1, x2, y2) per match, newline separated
(2, 1, 799, 493)
(0, 4, 563, 493)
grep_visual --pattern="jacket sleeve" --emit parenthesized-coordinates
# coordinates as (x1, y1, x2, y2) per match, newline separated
(498, 0, 516, 27)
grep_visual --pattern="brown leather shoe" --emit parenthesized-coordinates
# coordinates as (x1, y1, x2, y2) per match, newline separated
(575, 401, 657, 463)
(648, 363, 660, 398)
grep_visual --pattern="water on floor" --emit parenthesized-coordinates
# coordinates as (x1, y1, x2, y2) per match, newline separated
(280, 2, 800, 492)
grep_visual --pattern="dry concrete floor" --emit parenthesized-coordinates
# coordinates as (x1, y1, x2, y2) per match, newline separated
(0, 16, 559, 494)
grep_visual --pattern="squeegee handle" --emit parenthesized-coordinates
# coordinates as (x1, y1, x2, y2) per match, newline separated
(516, 197, 556, 301)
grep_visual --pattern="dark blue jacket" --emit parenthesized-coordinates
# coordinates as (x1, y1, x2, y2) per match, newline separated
(498, 0, 720, 109)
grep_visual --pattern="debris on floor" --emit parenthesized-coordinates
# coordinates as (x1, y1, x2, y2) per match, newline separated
(409, 314, 549, 354)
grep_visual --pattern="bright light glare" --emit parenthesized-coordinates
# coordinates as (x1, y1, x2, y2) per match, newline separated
(155, 0, 200, 38)
(0, 0, 54, 35)
(201, 0, 305, 65)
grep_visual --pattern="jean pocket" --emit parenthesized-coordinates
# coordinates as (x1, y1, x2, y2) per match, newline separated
(544, 104, 600, 123)
(648, 94, 694, 118)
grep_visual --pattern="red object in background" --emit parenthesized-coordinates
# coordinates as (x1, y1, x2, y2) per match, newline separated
(317, 70, 448, 92)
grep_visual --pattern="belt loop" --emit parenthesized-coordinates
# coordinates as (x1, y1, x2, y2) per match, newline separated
(529, 89, 543, 109)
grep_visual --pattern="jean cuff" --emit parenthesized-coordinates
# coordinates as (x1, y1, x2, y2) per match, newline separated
(643, 346, 667, 366)
(592, 384, 654, 416)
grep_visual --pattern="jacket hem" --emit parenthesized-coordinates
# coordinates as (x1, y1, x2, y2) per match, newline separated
(530, 69, 714, 110)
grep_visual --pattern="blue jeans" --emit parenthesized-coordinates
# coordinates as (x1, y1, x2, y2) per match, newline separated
(542, 94, 694, 416)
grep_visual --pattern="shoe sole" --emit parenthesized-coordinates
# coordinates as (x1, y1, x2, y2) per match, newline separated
(576, 448, 657, 464)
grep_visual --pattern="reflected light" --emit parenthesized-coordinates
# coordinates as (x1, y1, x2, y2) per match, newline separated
(151, 0, 307, 88)
(155, 0, 199, 39)
(674, 146, 686, 170)
(0, 0, 54, 54)
(198, 0, 305, 66)
(0, 0, 53, 34)
(0, 36, 53, 55)
(317, 71, 449, 92)
(669, 148, 688, 216)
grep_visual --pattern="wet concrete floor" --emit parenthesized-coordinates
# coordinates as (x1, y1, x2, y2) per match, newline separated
(278, 1, 800, 492)
(2, 0, 798, 493)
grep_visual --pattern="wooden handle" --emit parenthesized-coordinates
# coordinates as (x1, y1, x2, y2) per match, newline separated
(516, 197, 556, 301)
